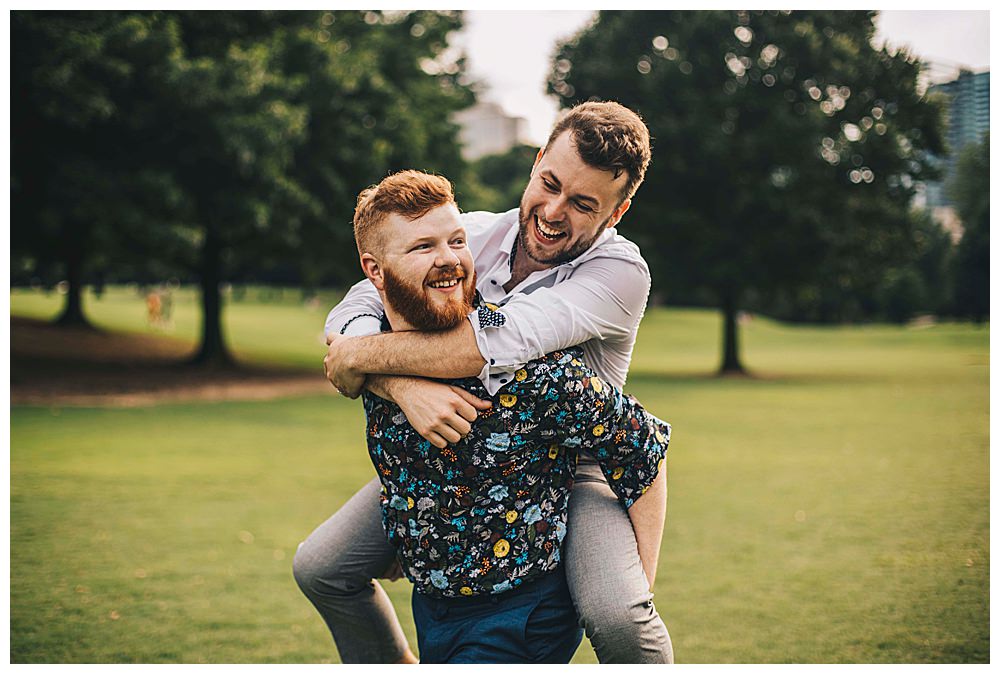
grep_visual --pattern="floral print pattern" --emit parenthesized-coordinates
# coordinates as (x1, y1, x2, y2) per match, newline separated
(362, 347, 670, 599)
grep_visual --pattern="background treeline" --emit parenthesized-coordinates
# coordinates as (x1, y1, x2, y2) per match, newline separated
(12, 10, 988, 371)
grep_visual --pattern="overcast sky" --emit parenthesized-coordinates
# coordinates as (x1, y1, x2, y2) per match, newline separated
(452, 10, 991, 145)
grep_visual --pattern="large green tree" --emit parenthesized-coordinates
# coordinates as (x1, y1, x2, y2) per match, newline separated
(549, 10, 944, 372)
(12, 10, 472, 365)
(947, 133, 989, 322)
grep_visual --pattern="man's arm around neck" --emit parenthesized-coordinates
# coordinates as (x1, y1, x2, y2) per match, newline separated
(337, 320, 486, 381)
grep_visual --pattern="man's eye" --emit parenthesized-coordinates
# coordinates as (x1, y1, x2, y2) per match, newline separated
(574, 201, 594, 213)
(451, 238, 465, 246)
(412, 244, 431, 251)
(542, 180, 558, 192)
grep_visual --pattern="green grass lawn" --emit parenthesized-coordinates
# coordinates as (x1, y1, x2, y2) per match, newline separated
(9, 288, 989, 662)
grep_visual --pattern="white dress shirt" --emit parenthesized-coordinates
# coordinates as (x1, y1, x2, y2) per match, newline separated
(325, 208, 651, 395)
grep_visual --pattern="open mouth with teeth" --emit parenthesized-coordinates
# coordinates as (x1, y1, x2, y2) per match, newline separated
(534, 215, 567, 242)
(427, 276, 464, 291)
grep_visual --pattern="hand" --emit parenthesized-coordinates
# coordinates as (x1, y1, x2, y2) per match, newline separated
(392, 378, 492, 449)
(323, 334, 366, 398)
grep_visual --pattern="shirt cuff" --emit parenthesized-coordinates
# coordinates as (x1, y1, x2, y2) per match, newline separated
(467, 310, 526, 396)
(329, 314, 382, 339)
(599, 413, 671, 509)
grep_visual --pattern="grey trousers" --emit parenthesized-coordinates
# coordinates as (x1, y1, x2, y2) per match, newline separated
(293, 461, 674, 663)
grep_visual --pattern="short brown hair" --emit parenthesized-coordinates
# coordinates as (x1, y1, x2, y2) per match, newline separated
(544, 101, 651, 203)
(353, 170, 455, 254)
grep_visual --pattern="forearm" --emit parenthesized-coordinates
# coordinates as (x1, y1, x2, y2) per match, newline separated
(627, 468, 667, 590)
(347, 321, 486, 379)
(364, 374, 421, 404)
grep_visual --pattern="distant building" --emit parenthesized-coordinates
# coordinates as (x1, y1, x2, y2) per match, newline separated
(452, 101, 529, 161)
(924, 68, 989, 210)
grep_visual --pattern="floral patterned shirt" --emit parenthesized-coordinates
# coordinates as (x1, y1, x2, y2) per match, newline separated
(362, 346, 670, 599)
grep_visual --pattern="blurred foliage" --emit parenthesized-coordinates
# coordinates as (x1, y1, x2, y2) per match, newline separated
(11, 10, 473, 363)
(947, 133, 989, 323)
(548, 10, 946, 371)
(454, 144, 538, 214)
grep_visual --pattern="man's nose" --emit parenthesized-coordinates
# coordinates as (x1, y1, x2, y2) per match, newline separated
(542, 195, 568, 223)
(434, 245, 461, 267)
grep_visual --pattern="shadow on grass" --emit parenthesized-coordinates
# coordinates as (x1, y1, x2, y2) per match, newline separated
(11, 317, 327, 406)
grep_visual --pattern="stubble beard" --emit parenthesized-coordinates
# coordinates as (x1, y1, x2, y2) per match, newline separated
(517, 203, 608, 267)
(382, 265, 476, 331)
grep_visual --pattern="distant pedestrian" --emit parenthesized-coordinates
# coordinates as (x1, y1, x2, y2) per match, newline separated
(146, 291, 162, 327)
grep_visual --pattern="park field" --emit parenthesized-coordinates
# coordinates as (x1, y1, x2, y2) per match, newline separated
(9, 287, 990, 663)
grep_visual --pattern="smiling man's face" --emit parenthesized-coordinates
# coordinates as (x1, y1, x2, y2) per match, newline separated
(376, 203, 476, 331)
(517, 131, 632, 267)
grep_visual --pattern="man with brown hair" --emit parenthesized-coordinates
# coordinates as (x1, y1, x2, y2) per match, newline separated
(296, 101, 674, 663)
(323, 169, 668, 663)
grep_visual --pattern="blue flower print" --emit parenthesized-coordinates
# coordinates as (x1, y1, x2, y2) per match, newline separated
(523, 504, 542, 524)
(554, 520, 567, 542)
(430, 569, 449, 590)
(488, 485, 509, 502)
(486, 433, 510, 452)
(389, 495, 408, 510)
(491, 580, 511, 594)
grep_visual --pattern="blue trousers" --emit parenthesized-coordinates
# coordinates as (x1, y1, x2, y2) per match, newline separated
(410, 570, 584, 664)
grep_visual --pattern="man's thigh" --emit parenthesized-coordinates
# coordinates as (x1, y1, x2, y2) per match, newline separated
(563, 461, 672, 663)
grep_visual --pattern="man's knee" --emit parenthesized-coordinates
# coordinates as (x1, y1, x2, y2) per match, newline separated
(292, 541, 324, 597)
(575, 592, 671, 663)
(293, 536, 376, 602)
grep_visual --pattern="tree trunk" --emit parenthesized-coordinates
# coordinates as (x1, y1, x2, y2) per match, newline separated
(719, 290, 746, 375)
(55, 250, 93, 328)
(191, 231, 235, 368)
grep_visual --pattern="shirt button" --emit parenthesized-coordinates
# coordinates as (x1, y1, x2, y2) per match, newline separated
(490, 279, 497, 285)
(490, 359, 495, 365)
(500, 378, 508, 384)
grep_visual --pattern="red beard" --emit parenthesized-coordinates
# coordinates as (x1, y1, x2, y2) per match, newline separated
(383, 265, 476, 331)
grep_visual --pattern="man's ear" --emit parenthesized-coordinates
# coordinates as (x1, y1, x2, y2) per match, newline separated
(607, 198, 632, 229)
(360, 253, 385, 291)
(532, 147, 544, 172)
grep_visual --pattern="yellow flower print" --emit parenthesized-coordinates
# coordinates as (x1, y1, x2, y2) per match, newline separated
(485, 302, 499, 311)
(655, 429, 666, 444)
(548, 444, 560, 460)
(499, 394, 517, 407)
(612, 466, 625, 481)
(407, 497, 414, 509)
(591, 376, 604, 393)
(514, 369, 527, 382)
(571, 358, 582, 366)
(493, 539, 511, 558)
(505, 510, 518, 523)
(460, 586, 474, 596)
(592, 424, 605, 436)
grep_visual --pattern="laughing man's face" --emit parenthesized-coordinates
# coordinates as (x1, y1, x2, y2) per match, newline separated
(517, 131, 632, 267)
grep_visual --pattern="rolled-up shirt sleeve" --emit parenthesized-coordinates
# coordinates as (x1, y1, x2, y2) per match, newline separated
(589, 391, 670, 509)
(324, 278, 385, 338)
(468, 255, 651, 391)
(520, 348, 670, 510)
